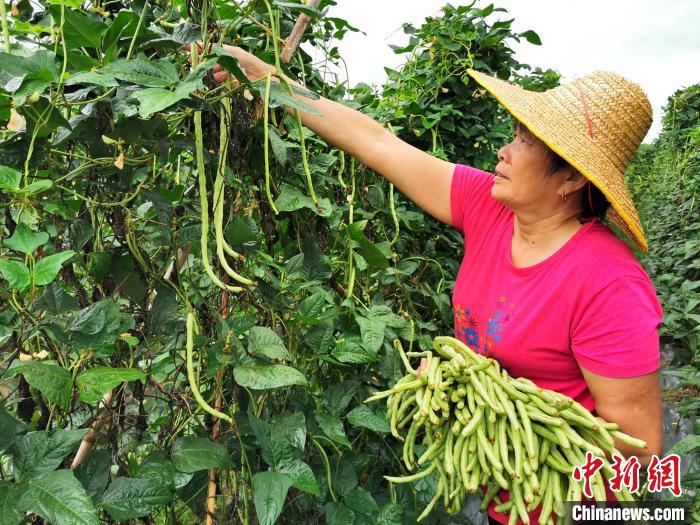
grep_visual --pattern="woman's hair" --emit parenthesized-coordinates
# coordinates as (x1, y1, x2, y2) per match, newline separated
(514, 120, 610, 223)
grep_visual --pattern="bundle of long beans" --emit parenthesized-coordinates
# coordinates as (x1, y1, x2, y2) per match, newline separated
(365, 336, 645, 524)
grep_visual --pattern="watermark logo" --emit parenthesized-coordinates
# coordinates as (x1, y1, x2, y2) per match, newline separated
(610, 453, 642, 494)
(572, 452, 682, 497)
(647, 454, 682, 497)
(572, 451, 604, 499)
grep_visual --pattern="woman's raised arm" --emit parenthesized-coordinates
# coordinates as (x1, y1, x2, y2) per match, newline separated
(210, 44, 457, 226)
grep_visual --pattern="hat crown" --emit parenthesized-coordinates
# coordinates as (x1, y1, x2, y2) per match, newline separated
(545, 71, 653, 172)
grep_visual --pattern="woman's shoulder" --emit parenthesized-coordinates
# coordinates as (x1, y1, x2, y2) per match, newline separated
(569, 219, 655, 288)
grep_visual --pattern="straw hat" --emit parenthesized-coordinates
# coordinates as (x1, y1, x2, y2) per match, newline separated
(467, 69, 652, 253)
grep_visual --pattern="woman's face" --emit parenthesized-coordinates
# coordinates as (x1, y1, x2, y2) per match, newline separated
(492, 129, 563, 212)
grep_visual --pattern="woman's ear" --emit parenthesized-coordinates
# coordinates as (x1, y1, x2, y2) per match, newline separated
(566, 169, 588, 191)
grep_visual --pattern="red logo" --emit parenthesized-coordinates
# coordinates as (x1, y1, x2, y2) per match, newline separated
(572, 451, 604, 499)
(608, 453, 641, 494)
(574, 454, 683, 498)
(647, 454, 682, 497)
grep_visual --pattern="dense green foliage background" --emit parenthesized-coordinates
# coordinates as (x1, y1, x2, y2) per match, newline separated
(627, 83, 700, 517)
(0, 0, 696, 523)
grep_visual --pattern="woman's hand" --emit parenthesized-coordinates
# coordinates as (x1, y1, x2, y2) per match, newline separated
(183, 43, 277, 84)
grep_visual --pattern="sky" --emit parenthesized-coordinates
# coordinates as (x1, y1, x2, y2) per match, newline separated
(305, 0, 700, 142)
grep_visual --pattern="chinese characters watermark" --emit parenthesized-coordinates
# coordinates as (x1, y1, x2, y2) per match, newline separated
(572, 452, 682, 498)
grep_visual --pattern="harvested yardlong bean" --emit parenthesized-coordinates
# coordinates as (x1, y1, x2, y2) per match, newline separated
(366, 336, 647, 522)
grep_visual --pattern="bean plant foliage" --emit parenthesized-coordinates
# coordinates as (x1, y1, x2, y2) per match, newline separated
(627, 84, 700, 519)
(0, 0, 558, 523)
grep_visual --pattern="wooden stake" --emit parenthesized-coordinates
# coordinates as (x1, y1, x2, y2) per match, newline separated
(280, 0, 321, 64)
(206, 290, 231, 525)
(70, 392, 113, 470)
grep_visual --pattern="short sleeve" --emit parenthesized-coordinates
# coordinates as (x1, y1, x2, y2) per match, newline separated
(571, 276, 662, 377)
(450, 164, 501, 235)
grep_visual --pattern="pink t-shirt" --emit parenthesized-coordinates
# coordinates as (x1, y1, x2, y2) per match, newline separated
(450, 164, 662, 524)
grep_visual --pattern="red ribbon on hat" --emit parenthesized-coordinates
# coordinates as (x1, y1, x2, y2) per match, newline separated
(576, 81, 595, 139)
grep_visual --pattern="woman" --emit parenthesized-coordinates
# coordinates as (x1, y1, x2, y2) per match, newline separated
(204, 45, 663, 523)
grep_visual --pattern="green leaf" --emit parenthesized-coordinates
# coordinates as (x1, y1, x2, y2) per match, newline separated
(0, 406, 27, 454)
(251, 80, 322, 116)
(324, 501, 356, 525)
(33, 250, 75, 286)
(520, 30, 542, 46)
(322, 380, 359, 415)
(268, 125, 287, 165)
(4, 223, 49, 255)
(170, 437, 231, 473)
(0, 259, 31, 291)
(18, 470, 99, 525)
(48, 6, 107, 49)
(0, 165, 21, 191)
(274, 1, 321, 17)
(248, 326, 291, 361)
(343, 487, 378, 516)
(375, 503, 404, 525)
(233, 360, 307, 390)
(18, 179, 53, 195)
(315, 413, 351, 448)
(301, 235, 331, 280)
(367, 305, 409, 328)
(347, 222, 389, 269)
(274, 183, 332, 217)
(69, 219, 95, 250)
(102, 10, 140, 50)
(346, 405, 390, 433)
(74, 449, 111, 503)
(68, 300, 135, 357)
(65, 71, 119, 88)
(304, 320, 335, 353)
(252, 471, 293, 525)
(224, 216, 257, 247)
(355, 316, 385, 353)
(137, 451, 177, 489)
(102, 57, 180, 87)
(331, 333, 378, 364)
(132, 79, 201, 118)
(279, 460, 320, 496)
(0, 480, 23, 525)
(87, 251, 112, 283)
(147, 283, 180, 335)
(76, 367, 146, 404)
(101, 476, 174, 520)
(69, 301, 106, 334)
(11, 429, 86, 480)
(331, 458, 358, 497)
(296, 291, 327, 323)
(0, 52, 50, 91)
(34, 283, 79, 314)
(249, 412, 306, 469)
(7, 361, 72, 408)
(668, 435, 700, 454)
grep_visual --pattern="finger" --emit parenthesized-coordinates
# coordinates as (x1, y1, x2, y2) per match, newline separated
(214, 71, 229, 83)
(212, 64, 222, 73)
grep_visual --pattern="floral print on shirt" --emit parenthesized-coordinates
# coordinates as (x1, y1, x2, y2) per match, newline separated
(453, 296, 515, 357)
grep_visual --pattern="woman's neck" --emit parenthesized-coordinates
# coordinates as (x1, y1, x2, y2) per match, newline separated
(513, 211, 582, 247)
